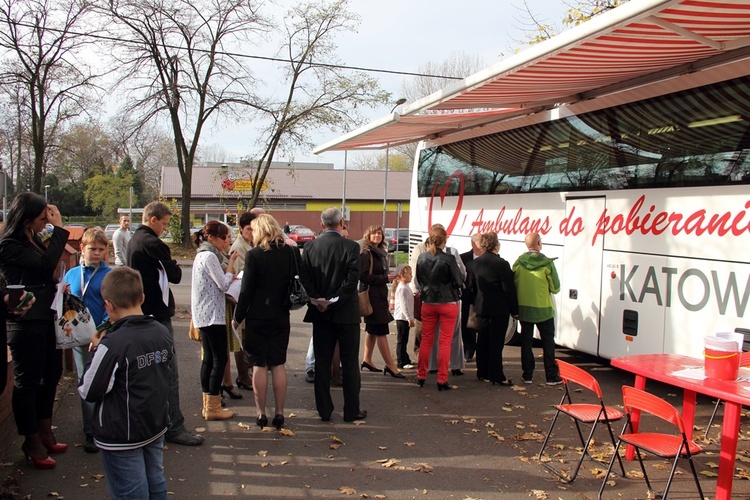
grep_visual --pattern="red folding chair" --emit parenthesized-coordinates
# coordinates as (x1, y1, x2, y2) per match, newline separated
(537, 360, 625, 483)
(599, 386, 704, 499)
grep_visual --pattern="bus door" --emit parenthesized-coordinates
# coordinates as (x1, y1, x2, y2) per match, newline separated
(557, 196, 606, 356)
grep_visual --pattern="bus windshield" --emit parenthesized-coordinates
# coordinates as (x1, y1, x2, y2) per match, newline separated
(418, 76, 750, 197)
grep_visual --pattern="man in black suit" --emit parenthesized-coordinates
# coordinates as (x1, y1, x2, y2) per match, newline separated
(460, 233, 484, 362)
(300, 207, 366, 422)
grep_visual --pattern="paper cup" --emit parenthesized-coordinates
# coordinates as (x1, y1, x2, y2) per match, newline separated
(7, 285, 25, 309)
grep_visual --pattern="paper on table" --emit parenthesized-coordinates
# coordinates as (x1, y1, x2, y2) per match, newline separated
(671, 367, 707, 380)
(310, 296, 339, 307)
(226, 271, 243, 302)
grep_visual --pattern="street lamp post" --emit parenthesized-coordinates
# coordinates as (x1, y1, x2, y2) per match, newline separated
(44, 184, 50, 201)
(382, 98, 407, 230)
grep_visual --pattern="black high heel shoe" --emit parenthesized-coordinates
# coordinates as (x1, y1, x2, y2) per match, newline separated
(235, 377, 253, 391)
(417, 378, 425, 387)
(384, 366, 406, 378)
(361, 361, 379, 372)
(256, 414, 268, 429)
(272, 414, 285, 430)
(437, 382, 453, 391)
(221, 385, 243, 399)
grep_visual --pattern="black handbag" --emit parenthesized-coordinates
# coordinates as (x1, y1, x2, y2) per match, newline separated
(288, 246, 309, 310)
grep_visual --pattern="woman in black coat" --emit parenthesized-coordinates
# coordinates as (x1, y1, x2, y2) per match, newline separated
(359, 225, 404, 378)
(233, 214, 297, 430)
(468, 232, 519, 385)
(0, 192, 69, 469)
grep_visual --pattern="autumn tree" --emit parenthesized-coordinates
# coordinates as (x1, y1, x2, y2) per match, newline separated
(102, 0, 268, 246)
(0, 0, 99, 193)
(53, 121, 118, 184)
(244, 0, 390, 208)
(515, 0, 628, 46)
(85, 171, 133, 218)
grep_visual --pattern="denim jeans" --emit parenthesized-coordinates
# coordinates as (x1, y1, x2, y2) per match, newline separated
(156, 318, 185, 435)
(101, 436, 167, 500)
(73, 345, 96, 437)
(305, 337, 315, 373)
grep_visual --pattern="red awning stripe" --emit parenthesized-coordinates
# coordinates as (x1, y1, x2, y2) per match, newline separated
(314, 0, 750, 153)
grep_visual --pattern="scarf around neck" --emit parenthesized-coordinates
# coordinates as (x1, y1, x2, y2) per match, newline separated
(369, 244, 388, 272)
(196, 241, 223, 263)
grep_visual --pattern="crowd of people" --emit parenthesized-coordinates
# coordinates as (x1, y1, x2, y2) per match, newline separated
(0, 194, 562, 498)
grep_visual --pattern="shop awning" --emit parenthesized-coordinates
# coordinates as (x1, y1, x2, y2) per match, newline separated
(314, 0, 750, 153)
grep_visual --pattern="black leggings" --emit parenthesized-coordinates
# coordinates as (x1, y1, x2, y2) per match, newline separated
(199, 324, 228, 395)
(7, 319, 62, 436)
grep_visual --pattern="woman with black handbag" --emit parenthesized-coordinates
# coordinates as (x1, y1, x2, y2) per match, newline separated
(0, 192, 69, 469)
(359, 225, 404, 378)
(233, 214, 298, 430)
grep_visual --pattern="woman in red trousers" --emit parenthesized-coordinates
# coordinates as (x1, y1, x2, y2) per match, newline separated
(415, 225, 463, 390)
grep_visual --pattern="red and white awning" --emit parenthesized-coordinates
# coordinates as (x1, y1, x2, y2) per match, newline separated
(314, 0, 750, 153)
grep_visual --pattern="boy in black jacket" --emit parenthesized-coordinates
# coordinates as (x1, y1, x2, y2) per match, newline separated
(79, 267, 173, 499)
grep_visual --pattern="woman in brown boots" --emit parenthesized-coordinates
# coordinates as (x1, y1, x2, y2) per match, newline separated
(191, 220, 239, 420)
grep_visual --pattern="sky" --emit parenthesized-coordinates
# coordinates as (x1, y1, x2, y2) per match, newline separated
(200, 0, 573, 168)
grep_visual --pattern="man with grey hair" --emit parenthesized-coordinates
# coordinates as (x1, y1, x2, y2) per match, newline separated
(299, 207, 366, 422)
(127, 201, 203, 446)
(460, 232, 484, 362)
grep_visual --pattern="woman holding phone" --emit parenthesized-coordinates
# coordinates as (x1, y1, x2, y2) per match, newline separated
(0, 192, 69, 469)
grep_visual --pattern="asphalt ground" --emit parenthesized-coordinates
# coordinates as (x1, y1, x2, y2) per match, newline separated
(4, 265, 750, 499)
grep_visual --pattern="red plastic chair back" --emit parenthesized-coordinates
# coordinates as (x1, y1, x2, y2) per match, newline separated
(622, 386, 685, 433)
(558, 360, 602, 397)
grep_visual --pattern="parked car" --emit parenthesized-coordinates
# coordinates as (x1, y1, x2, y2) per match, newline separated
(287, 225, 316, 247)
(104, 224, 119, 240)
(384, 228, 409, 253)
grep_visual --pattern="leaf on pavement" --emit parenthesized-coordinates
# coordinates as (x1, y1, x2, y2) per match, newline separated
(516, 432, 544, 441)
(195, 427, 206, 433)
(332, 435, 345, 444)
(238, 422, 251, 430)
(378, 446, 387, 450)
(404, 442, 415, 447)
(381, 459, 401, 468)
(487, 430, 505, 441)
(530, 489, 548, 499)
(279, 429, 295, 436)
(330, 444, 341, 450)
(258, 450, 268, 457)
(339, 486, 357, 495)
(701, 470, 719, 477)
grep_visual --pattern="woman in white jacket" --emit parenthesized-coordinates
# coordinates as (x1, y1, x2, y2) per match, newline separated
(192, 220, 238, 420)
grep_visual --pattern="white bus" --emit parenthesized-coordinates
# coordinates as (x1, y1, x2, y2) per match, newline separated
(409, 72, 750, 360)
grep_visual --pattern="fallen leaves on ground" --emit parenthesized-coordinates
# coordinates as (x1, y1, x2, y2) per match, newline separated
(258, 450, 268, 457)
(530, 489, 548, 499)
(404, 442, 415, 447)
(487, 430, 505, 442)
(237, 422, 251, 430)
(516, 432, 545, 441)
(339, 486, 357, 495)
(279, 429, 295, 436)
